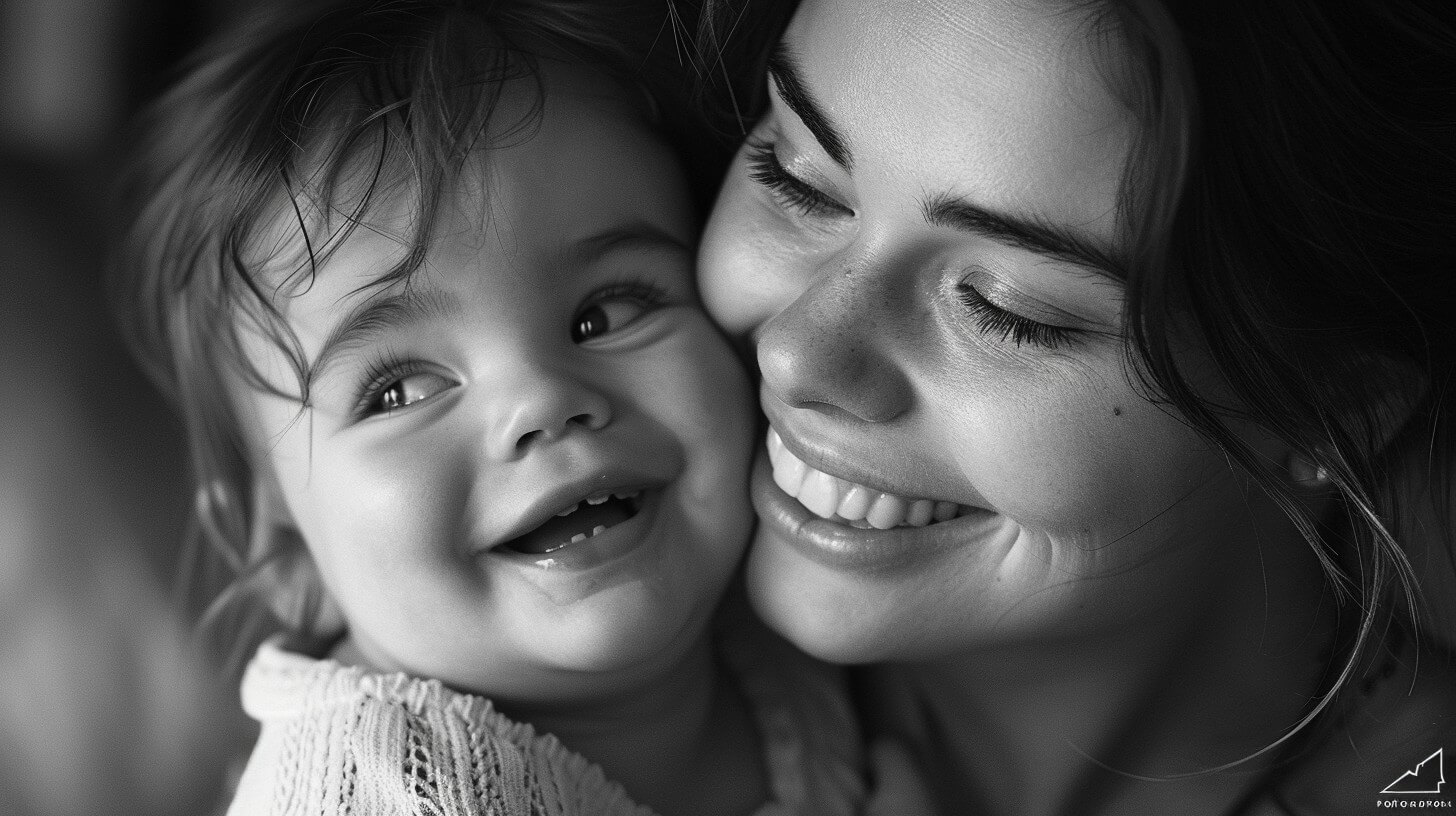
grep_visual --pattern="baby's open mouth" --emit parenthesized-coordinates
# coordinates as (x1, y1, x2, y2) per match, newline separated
(498, 490, 645, 555)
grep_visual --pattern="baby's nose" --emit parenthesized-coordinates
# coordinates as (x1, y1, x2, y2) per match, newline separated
(487, 370, 612, 460)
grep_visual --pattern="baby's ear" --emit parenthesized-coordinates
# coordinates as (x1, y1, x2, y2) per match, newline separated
(250, 468, 347, 641)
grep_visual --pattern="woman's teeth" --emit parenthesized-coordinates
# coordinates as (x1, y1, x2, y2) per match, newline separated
(767, 428, 966, 530)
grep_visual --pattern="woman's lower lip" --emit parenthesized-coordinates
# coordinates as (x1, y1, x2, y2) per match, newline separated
(750, 451, 1006, 574)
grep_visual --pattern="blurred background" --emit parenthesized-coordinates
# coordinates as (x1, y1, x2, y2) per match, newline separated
(1, 1, 260, 813)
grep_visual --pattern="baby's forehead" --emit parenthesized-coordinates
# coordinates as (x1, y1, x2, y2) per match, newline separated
(249, 65, 662, 294)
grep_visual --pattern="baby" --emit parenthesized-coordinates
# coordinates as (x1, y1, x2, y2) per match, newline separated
(110, 1, 864, 813)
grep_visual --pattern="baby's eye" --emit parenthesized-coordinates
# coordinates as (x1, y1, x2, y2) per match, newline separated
(571, 283, 667, 344)
(366, 370, 455, 416)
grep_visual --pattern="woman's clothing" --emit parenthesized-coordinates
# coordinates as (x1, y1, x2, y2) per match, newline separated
(859, 632, 1456, 816)
(1246, 638, 1456, 816)
(225, 606, 865, 816)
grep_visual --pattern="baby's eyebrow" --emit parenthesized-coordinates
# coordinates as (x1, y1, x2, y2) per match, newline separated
(573, 223, 690, 265)
(309, 285, 461, 382)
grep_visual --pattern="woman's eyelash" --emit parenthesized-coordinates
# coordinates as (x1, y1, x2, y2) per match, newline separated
(744, 140, 851, 218)
(956, 283, 1080, 350)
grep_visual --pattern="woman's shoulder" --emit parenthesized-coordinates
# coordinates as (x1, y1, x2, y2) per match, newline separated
(228, 638, 656, 816)
(1256, 643, 1456, 815)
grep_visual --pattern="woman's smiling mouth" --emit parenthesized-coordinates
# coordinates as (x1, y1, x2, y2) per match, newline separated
(753, 425, 1012, 574)
(766, 427, 978, 529)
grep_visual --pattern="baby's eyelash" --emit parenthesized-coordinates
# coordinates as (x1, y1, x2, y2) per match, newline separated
(588, 279, 669, 306)
(353, 350, 415, 417)
(744, 140, 852, 218)
(956, 283, 1081, 350)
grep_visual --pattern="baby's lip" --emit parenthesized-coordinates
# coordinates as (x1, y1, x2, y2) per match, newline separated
(483, 468, 662, 553)
(493, 487, 648, 555)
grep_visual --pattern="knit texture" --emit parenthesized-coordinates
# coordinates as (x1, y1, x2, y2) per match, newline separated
(226, 609, 864, 816)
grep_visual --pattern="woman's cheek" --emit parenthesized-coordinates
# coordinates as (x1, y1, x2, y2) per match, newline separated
(937, 364, 1220, 536)
(699, 171, 809, 340)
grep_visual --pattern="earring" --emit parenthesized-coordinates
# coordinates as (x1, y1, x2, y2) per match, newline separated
(1287, 452, 1330, 487)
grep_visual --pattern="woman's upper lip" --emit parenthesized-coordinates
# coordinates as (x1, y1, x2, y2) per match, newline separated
(761, 397, 985, 507)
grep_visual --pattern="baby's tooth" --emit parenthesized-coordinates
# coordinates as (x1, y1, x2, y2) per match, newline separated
(586, 494, 608, 506)
(933, 501, 958, 522)
(799, 469, 843, 519)
(906, 499, 934, 527)
(836, 484, 875, 521)
(591, 525, 606, 536)
(555, 503, 579, 517)
(570, 533, 587, 543)
(866, 494, 909, 530)
(772, 449, 810, 496)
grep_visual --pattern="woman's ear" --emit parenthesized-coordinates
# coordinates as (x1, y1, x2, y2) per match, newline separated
(1284, 355, 1427, 490)
(1360, 354, 1428, 456)
(249, 467, 346, 641)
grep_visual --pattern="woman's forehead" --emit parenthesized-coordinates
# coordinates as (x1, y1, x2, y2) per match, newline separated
(788, 0, 1109, 83)
(782, 0, 1134, 242)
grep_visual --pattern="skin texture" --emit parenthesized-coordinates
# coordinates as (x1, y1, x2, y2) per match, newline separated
(698, 0, 1339, 812)
(232, 68, 764, 815)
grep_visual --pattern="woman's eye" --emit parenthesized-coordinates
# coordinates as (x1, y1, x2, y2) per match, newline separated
(957, 282, 1080, 350)
(571, 283, 666, 344)
(365, 370, 455, 416)
(744, 139, 853, 219)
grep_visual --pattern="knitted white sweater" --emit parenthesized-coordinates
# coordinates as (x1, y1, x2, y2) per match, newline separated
(226, 614, 865, 816)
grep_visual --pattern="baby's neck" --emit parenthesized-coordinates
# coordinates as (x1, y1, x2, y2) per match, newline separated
(500, 637, 766, 816)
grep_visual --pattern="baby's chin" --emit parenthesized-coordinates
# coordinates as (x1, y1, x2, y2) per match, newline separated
(480, 583, 730, 707)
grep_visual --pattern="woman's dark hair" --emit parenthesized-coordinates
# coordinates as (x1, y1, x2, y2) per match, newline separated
(693, 0, 1456, 754)
(1103, 0, 1455, 745)
(110, 0, 700, 672)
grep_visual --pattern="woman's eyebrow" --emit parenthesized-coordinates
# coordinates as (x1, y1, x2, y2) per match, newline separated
(921, 193, 1127, 278)
(767, 45, 852, 170)
(310, 285, 461, 381)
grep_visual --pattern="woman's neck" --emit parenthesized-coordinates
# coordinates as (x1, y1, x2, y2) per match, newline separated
(867, 550, 1336, 816)
(502, 637, 766, 816)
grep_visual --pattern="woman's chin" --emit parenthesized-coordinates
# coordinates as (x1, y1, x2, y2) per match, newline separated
(743, 528, 914, 665)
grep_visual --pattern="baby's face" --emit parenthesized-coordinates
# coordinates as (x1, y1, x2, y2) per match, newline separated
(235, 70, 754, 705)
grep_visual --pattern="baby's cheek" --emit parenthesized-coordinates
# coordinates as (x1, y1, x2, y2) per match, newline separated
(644, 319, 756, 501)
(314, 442, 461, 541)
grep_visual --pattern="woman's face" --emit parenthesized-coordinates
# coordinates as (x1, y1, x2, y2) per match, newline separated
(699, 0, 1298, 663)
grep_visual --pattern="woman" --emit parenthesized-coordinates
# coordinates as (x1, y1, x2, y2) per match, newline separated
(694, 0, 1456, 813)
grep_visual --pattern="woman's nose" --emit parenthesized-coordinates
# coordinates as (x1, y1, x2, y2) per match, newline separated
(486, 367, 612, 460)
(756, 267, 913, 423)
